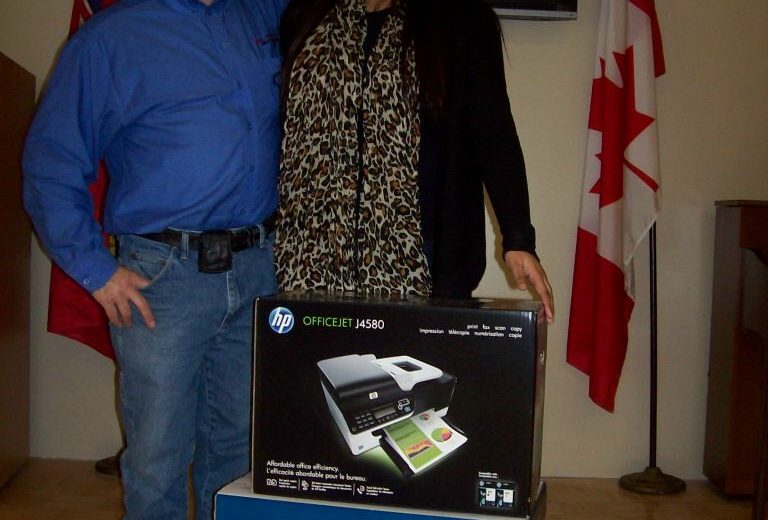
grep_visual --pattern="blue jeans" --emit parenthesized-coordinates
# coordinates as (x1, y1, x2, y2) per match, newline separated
(111, 231, 276, 520)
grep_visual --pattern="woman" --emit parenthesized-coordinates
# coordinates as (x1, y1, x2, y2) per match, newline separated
(275, 0, 554, 322)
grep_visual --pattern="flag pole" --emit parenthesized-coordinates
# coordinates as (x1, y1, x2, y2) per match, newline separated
(619, 223, 686, 494)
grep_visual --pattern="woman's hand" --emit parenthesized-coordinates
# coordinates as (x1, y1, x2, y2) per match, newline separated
(503, 251, 554, 324)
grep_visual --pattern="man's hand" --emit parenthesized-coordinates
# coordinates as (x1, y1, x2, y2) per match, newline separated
(93, 266, 156, 328)
(503, 251, 554, 324)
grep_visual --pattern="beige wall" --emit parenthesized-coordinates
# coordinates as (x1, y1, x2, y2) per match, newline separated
(1, 0, 766, 478)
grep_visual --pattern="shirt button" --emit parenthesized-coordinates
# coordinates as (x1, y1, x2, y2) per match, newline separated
(83, 278, 90, 286)
(249, 166, 255, 172)
(247, 123, 253, 130)
(221, 42, 229, 49)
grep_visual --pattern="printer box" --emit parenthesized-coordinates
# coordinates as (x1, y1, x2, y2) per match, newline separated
(252, 293, 547, 519)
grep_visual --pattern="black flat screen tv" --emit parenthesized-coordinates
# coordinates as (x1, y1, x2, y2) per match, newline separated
(489, 0, 578, 20)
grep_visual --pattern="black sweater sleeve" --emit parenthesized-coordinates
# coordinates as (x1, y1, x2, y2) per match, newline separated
(461, 2, 537, 256)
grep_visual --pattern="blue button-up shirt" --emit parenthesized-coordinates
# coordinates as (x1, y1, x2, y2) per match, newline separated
(23, 0, 286, 291)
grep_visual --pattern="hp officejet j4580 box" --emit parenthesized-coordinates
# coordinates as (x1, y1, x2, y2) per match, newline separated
(252, 293, 547, 518)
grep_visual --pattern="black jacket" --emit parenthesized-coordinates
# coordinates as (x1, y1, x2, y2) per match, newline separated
(423, 1, 536, 297)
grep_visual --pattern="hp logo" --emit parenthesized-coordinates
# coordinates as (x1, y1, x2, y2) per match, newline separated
(268, 307, 295, 334)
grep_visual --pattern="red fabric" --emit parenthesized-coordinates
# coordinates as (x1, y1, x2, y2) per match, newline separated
(567, 0, 665, 411)
(567, 229, 635, 412)
(47, 0, 115, 359)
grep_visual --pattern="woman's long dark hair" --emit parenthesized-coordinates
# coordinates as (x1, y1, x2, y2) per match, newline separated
(279, 0, 455, 119)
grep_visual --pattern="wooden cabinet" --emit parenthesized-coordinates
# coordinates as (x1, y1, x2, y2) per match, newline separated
(0, 52, 34, 488)
(703, 201, 768, 495)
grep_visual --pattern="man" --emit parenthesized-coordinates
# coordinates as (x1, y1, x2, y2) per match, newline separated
(23, 0, 285, 518)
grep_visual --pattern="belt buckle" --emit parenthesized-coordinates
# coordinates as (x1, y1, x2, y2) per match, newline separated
(198, 231, 232, 273)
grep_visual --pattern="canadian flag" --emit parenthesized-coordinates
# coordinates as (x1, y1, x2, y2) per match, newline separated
(46, 0, 118, 360)
(567, 0, 666, 412)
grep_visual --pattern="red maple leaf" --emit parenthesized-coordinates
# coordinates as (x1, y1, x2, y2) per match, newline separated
(588, 46, 659, 208)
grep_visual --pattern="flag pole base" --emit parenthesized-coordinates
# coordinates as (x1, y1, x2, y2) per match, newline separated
(619, 466, 686, 495)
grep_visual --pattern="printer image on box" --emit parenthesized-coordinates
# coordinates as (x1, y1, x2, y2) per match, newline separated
(318, 354, 467, 471)
(252, 293, 547, 519)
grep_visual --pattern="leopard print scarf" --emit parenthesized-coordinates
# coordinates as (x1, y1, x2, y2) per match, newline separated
(275, 0, 432, 295)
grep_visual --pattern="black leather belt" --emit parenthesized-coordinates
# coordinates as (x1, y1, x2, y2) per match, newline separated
(139, 214, 276, 253)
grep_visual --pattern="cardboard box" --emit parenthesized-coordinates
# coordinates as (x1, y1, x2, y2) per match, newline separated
(252, 293, 546, 519)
